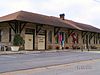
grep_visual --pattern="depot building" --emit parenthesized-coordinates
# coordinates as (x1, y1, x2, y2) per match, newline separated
(0, 11, 100, 50)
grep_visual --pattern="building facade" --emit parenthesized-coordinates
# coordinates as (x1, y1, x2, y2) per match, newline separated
(0, 11, 100, 51)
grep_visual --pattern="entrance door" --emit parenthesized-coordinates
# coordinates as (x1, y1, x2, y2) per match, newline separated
(25, 28, 35, 50)
(37, 35, 45, 50)
(25, 34, 33, 50)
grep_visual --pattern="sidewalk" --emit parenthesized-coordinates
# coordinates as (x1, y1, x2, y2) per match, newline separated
(0, 49, 100, 55)
(0, 49, 71, 55)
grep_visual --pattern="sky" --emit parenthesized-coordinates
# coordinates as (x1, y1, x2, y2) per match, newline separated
(0, 0, 100, 28)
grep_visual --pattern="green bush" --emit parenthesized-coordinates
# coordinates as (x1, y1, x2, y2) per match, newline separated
(13, 34, 24, 46)
(48, 45, 53, 50)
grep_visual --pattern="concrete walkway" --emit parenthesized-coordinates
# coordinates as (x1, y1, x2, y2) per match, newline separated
(0, 49, 72, 55)
(0, 49, 100, 55)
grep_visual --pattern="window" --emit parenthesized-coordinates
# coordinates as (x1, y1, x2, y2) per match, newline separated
(0, 30, 1, 42)
(61, 32, 64, 41)
(96, 35, 98, 44)
(99, 40, 100, 44)
(9, 28, 11, 42)
(48, 31, 52, 44)
(83, 39, 85, 44)
(98, 34, 100, 44)
(94, 35, 96, 44)
(89, 35, 91, 44)
(77, 34, 79, 44)
(83, 36, 86, 44)
(89, 39, 91, 44)
(65, 33, 68, 43)
(55, 34, 59, 44)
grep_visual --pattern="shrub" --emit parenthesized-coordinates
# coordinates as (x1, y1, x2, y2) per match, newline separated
(91, 46, 97, 49)
(48, 45, 53, 49)
(77, 46, 80, 49)
(55, 46, 60, 50)
(65, 46, 69, 49)
(13, 34, 25, 46)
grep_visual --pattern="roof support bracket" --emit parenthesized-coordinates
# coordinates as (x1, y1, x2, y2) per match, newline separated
(8, 21, 27, 34)
(89, 32, 93, 39)
(89, 33, 95, 40)
(8, 22, 16, 33)
(88, 32, 93, 44)
(54, 27, 60, 36)
(68, 29, 74, 37)
(20, 22, 27, 33)
(36, 24, 43, 35)
(81, 31, 88, 38)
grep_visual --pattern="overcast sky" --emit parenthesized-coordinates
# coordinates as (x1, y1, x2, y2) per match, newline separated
(0, 0, 100, 28)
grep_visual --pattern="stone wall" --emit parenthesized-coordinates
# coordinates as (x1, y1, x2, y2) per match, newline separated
(0, 22, 100, 50)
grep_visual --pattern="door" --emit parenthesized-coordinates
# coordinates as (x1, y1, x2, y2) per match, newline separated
(37, 35, 45, 50)
(25, 28, 35, 50)
(25, 34, 33, 50)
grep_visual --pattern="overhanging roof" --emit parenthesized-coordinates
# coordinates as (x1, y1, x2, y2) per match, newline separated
(0, 10, 100, 33)
(0, 11, 76, 29)
(64, 20, 100, 33)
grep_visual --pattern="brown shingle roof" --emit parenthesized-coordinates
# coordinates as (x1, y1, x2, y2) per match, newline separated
(0, 11, 76, 29)
(65, 20, 100, 33)
(0, 10, 100, 33)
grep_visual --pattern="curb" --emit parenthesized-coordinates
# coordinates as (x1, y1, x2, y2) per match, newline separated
(0, 49, 99, 55)
(0, 50, 71, 55)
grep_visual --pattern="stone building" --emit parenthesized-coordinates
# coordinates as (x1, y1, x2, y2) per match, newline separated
(0, 11, 100, 51)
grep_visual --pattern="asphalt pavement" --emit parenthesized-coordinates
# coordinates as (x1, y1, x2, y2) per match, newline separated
(0, 50, 100, 73)
(1, 59, 100, 75)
